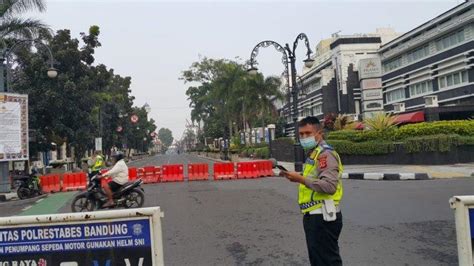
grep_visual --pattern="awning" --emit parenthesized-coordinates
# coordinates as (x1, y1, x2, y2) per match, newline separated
(394, 111, 425, 124)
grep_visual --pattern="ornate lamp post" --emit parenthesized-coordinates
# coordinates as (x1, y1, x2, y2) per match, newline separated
(248, 33, 314, 172)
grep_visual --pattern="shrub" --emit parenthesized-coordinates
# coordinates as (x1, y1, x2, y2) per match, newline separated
(326, 128, 396, 142)
(327, 140, 395, 155)
(403, 134, 474, 153)
(254, 147, 270, 159)
(364, 112, 398, 131)
(394, 120, 474, 140)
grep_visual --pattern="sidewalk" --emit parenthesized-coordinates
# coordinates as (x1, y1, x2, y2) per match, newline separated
(278, 161, 474, 179)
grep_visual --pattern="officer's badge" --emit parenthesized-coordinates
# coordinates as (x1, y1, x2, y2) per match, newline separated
(318, 155, 327, 169)
(133, 223, 143, 236)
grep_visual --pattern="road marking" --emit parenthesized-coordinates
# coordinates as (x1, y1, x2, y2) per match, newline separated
(36, 198, 44, 203)
(21, 205, 32, 211)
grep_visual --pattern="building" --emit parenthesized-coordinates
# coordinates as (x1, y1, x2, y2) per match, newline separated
(380, 0, 474, 121)
(280, 28, 399, 136)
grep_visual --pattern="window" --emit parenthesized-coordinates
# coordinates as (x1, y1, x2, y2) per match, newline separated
(383, 57, 402, 72)
(311, 104, 322, 115)
(306, 80, 321, 93)
(436, 28, 466, 51)
(407, 45, 429, 63)
(386, 88, 406, 102)
(409, 80, 433, 96)
(439, 70, 469, 89)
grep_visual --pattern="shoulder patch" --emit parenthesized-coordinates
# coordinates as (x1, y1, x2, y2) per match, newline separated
(318, 155, 328, 169)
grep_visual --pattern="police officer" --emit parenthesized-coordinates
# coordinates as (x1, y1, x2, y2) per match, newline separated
(280, 116, 343, 266)
(89, 150, 105, 179)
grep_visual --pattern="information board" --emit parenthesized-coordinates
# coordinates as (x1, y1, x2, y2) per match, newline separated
(0, 207, 164, 266)
(0, 93, 28, 162)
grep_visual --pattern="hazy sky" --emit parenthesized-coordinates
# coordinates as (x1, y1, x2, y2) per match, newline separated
(32, 0, 459, 139)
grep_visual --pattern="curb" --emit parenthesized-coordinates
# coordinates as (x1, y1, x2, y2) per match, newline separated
(341, 173, 431, 181)
(0, 192, 18, 202)
(0, 193, 48, 205)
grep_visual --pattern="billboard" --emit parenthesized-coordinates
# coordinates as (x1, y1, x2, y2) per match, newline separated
(0, 93, 28, 162)
(0, 207, 164, 266)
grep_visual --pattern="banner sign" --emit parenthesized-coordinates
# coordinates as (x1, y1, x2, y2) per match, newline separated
(450, 196, 474, 266)
(0, 93, 28, 162)
(0, 207, 164, 266)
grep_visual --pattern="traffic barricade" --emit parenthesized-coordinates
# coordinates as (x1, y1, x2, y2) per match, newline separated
(188, 163, 209, 181)
(259, 160, 274, 177)
(62, 172, 87, 191)
(143, 166, 159, 183)
(137, 168, 145, 180)
(40, 174, 61, 193)
(161, 164, 184, 182)
(155, 166, 161, 182)
(237, 161, 259, 179)
(213, 162, 236, 180)
(128, 167, 138, 181)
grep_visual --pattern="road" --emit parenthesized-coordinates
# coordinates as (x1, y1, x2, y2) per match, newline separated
(2, 153, 473, 265)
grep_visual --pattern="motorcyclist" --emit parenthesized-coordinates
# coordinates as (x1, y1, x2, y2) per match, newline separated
(100, 152, 128, 207)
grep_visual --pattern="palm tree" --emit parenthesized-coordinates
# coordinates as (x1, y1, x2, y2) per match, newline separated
(1, 0, 49, 42)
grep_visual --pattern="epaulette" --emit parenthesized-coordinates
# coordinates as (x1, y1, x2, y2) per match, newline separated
(321, 144, 334, 150)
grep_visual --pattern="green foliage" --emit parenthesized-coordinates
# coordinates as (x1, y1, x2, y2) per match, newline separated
(326, 129, 397, 142)
(158, 128, 173, 149)
(254, 147, 270, 159)
(182, 57, 282, 141)
(364, 112, 398, 131)
(327, 140, 395, 155)
(403, 134, 460, 153)
(394, 120, 474, 140)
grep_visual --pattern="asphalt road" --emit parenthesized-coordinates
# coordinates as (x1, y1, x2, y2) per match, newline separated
(3, 153, 473, 265)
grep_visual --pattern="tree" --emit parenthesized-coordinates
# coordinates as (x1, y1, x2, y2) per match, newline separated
(182, 57, 283, 144)
(158, 128, 173, 150)
(12, 26, 155, 161)
(0, 0, 49, 40)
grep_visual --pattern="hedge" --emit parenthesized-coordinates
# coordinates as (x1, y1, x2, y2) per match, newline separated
(327, 140, 395, 155)
(403, 134, 474, 153)
(394, 120, 474, 140)
(326, 120, 474, 142)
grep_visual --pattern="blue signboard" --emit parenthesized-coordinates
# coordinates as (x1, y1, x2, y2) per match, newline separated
(0, 218, 153, 265)
(470, 208, 474, 239)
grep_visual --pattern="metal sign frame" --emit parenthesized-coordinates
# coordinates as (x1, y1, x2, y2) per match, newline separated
(0, 207, 165, 265)
(449, 195, 474, 266)
(0, 93, 28, 162)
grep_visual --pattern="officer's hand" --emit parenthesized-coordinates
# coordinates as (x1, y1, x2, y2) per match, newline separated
(281, 171, 304, 183)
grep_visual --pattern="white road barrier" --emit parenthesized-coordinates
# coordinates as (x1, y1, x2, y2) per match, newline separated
(449, 196, 474, 266)
(0, 207, 165, 266)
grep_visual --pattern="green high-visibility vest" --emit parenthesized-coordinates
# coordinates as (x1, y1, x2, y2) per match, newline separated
(298, 145, 344, 214)
(91, 155, 105, 172)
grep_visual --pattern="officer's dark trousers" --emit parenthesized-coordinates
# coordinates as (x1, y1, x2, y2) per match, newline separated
(303, 212, 343, 266)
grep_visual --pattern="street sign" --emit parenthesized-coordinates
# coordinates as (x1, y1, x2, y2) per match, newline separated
(0, 93, 28, 162)
(0, 207, 165, 265)
(450, 196, 474, 266)
(131, 115, 139, 124)
(95, 137, 102, 151)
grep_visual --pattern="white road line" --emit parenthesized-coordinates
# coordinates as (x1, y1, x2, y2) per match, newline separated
(21, 205, 32, 211)
(36, 198, 44, 203)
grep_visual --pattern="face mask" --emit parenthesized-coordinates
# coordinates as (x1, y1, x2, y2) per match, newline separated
(300, 136, 317, 150)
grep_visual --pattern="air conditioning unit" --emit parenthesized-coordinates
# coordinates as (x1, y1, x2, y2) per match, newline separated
(393, 102, 405, 113)
(424, 95, 439, 107)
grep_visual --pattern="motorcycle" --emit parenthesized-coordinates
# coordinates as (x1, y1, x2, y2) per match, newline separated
(15, 174, 42, 200)
(71, 174, 145, 212)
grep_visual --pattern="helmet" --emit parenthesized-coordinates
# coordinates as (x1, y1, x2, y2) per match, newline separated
(111, 151, 124, 161)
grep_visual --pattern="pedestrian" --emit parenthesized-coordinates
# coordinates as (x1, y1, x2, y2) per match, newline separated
(279, 116, 344, 266)
(88, 150, 105, 179)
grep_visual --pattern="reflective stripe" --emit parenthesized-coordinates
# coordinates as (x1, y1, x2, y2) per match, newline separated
(299, 200, 323, 210)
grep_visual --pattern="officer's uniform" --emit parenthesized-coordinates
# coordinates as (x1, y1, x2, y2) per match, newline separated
(299, 140, 343, 266)
(89, 155, 105, 179)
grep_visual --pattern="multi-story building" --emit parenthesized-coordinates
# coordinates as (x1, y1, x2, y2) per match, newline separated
(280, 28, 399, 136)
(380, 0, 474, 121)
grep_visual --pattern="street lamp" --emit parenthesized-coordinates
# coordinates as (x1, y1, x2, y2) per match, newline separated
(248, 33, 314, 172)
(0, 39, 58, 92)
